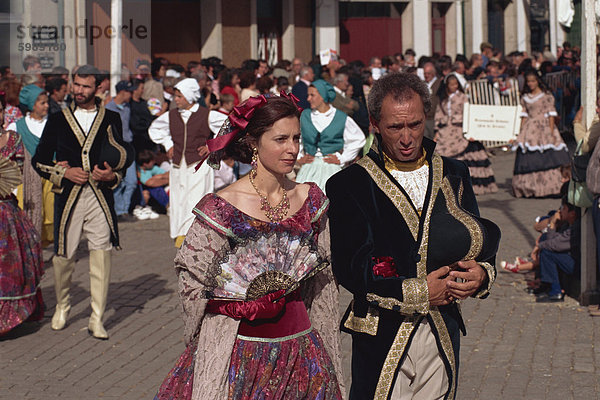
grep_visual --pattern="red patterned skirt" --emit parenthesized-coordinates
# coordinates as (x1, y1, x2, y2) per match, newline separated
(154, 295, 342, 400)
(0, 197, 45, 335)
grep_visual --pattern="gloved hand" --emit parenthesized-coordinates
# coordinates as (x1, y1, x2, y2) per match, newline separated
(206, 290, 286, 321)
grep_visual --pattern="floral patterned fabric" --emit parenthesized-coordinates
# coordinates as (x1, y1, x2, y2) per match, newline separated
(0, 130, 45, 335)
(155, 182, 344, 400)
(4, 105, 23, 128)
(228, 330, 341, 400)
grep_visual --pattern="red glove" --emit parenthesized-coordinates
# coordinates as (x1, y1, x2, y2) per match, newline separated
(206, 290, 286, 321)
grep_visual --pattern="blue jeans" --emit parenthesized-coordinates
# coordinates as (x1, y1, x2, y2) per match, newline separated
(113, 162, 137, 216)
(146, 186, 169, 207)
(539, 248, 576, 295)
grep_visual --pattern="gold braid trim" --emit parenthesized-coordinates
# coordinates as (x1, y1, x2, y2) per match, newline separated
(357, 156, 419, 240)
(106, 125, 127, 170)
(81, 107, 105, 172)
(343, 301, 380, 336)
(57, 185, 82, 256)
(373, 316, 421, 400)
(421, 156, 457, 400)
(62, 107, 86, 147)
(364, 154, 454, 399)
(109, 171, 123, 190)
(366, 279, 429, 316)
(441, 178, 483, 261)
(36, 162, 67, 188)
(415, 154, 443, 280)
(429, 309, 457, 400)
(474, 261, 496, 298)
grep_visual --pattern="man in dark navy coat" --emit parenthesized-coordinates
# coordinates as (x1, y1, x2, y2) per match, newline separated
(33, 65, 132, 340)
(291, 65, 314, 109)
(327, 72, 499, 399)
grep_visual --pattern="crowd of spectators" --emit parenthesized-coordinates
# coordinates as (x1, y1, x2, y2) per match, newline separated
(2, 40, 599, 309)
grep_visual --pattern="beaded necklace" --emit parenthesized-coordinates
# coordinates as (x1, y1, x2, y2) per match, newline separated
(248, 173, 291, 223)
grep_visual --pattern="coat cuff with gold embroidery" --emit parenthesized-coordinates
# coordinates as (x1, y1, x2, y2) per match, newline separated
(108, 171, 123, 190)
(36, 162, 67, 187)
(366, 278, 429, 315)
(342, 303, 380, 336)
(473, 261, 496, 298)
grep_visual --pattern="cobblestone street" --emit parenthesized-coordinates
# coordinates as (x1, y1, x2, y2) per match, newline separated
(2, 150, 599, 399)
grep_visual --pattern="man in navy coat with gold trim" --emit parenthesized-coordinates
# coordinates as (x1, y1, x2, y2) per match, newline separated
(327, 73, 500, 399)
(32, 65, 132, 340)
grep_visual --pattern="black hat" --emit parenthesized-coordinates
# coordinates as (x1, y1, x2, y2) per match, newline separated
(98, 124, 134, 171)
(115, 80, 134, 93)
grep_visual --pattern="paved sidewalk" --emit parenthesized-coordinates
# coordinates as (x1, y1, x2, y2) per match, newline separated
(1, 150, 599, 399)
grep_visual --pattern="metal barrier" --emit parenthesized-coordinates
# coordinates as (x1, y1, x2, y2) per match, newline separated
(467, 78, 520, 106)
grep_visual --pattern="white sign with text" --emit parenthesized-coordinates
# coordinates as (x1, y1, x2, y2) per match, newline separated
(463, 104, 522, 142)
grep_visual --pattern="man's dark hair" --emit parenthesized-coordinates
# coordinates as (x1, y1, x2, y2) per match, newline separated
(206, 57, 222, 68)
(241, 59, 259, 72)
(187, 61, 200, 72)
(73, 64, 101, 87)
(239, 69, 256, 89)
(367, 72, 431, 122)
(0, 66, 11, 77)
(151, 57, 168, 77)
(131, 78, 144, 91)
(405, 48, 416, 57)
(45, 78, 67, 94)
(455, 54, 468, 64)
(417, 56, 432, 68)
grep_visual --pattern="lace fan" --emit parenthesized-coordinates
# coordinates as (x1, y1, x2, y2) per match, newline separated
(0, 157, 22, 197)
(210, 231, 327, 300)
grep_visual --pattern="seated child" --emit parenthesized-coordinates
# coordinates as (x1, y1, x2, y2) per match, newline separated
(138, 149, 169, 210)
(535, 196, 581, 302)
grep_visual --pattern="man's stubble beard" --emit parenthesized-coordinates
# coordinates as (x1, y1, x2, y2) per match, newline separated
(75, 92, 96, 108)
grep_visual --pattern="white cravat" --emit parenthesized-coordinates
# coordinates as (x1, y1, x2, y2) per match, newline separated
(389, 164, 429, 212)
(74, 107, 98, 135)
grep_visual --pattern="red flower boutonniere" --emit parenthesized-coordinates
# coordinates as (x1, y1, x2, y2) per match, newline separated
(372, 256, 399, 278)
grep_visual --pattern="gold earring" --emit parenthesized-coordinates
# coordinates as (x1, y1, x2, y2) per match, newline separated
(250, 147, 258, 179)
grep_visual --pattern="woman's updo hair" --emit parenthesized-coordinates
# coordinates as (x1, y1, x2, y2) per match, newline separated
(225, 96, 301, 163)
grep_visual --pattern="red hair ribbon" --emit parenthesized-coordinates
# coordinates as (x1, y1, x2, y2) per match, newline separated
(197, 92, 302, 171)
(279, 90, 303, 112)
(205, 94, 268, 154)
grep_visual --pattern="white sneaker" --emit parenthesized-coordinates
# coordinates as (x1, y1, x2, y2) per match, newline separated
(144, 206, 160, 219)
(133, 205, 150, 220)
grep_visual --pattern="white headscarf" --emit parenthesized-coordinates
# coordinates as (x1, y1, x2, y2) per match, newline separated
(174, 78, 201, 104)
(165, 69, 181, 78)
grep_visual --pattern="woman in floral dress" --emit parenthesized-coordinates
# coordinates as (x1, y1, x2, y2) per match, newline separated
(155, 94, 344, 400)
(0, 94, 45, 336)
(512, 70, 570, 197)
(434, 73, 498, 194)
